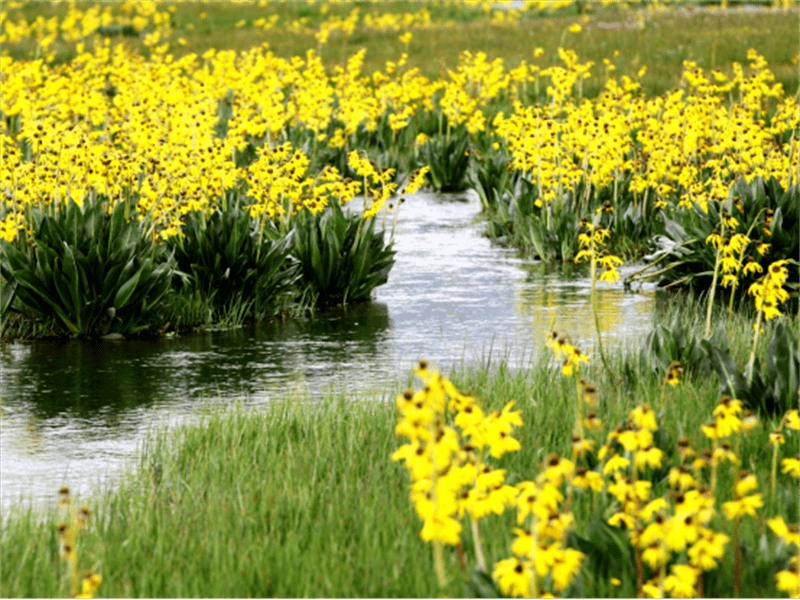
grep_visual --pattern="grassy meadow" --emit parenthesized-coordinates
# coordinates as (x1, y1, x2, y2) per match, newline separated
(1, 1, 799, 597)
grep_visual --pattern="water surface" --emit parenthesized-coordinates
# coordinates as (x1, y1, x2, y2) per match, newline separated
(1, 190, 659, 514)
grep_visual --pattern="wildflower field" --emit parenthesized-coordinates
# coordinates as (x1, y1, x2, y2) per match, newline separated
(0, 1, 799, 598)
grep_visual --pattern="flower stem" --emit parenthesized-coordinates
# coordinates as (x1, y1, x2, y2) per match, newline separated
(746, 307, 764, 384)
(470, 517, 487, 573)
(733, 516, 741, 598)
(704, 233, 723, 339)
(433, 540, 447, 589)
(771, 442, 779, 499)
(528, 513, 539, 599)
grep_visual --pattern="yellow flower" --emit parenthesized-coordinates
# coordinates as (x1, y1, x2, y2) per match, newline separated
(572, 467, 604, 492)
(639, 521, 665, 551)
(454, 403, 484, 430)
(688, 529, 729, 570)
(608, 511, 636, 531)
(571, 435, 595, 458)
(420, 511, 462, 546)
(770, 430, 786, 446)
(510, 527, 533, 556)
(735, 471, 758, 497)
(665, 512, 700, 552)
(785, 410, 800, 431)
(775, 566, 799, 598)
(742, 257, 763, 276)
(599, 266, 620, 283)
(642, 542, 669, 569)
(642, 581, 662, 598)
(493, 557, 532, 598)
(768, 515, 800, 547)
(539, 453, 575, 487)
(603, 454, 631, 475)
(669, 466, 697, 490)
(722, 493, 764, 520)
(712, 441, 740, 465)
(580, 405, 601, 428)
(640, 497, 668, 522)
(665, 361, 683, 387)
(75, 573, 102, 599)
(551, 547, 584, 592)
(568, 24, 582, 33)
(630, 404, 658, 432)
(516, 480, 563, 524)
(706, 229, 723, 250)
(742, 410, 760, 433)
(634, 446, 664, 472)
(664, 564, 699, 598)
(782, 458, 800, 479)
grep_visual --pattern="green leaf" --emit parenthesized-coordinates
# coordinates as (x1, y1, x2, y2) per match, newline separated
(766, 323, 800, 412)
(113, 266, 143, 309)
(62, 242, 82, 318)
(0, 279, 17, 320)
(465, 569, 499, 598)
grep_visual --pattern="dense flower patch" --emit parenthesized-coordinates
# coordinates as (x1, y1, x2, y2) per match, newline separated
(393, 353, 799, 598)
(0, 1, 797, 338)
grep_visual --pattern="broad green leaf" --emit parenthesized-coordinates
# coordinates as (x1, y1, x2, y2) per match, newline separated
(62, 243, 82, 318)
(113, 266, 143, 309)
(0, 279, 17, 319)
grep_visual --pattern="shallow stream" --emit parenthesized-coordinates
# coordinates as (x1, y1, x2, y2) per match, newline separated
(1, 190, 660, 514)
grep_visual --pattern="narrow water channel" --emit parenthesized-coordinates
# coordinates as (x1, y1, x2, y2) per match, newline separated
(1, 190, 659, 514)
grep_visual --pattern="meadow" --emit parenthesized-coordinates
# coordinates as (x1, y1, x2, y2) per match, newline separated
(0, 1, 798, 597)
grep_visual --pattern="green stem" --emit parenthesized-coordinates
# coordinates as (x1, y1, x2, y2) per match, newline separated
(528, 512, 539, 599)
(733, 516, 741, 598)
(704, 227, 724, 339)
(771, 442, 779, 500)
(746, 308, 764, 384)
(470, 517, 487, 573)
(429, 417, 446, 589)
(590, 248, 612, 378)
(433, 540, 447, 589)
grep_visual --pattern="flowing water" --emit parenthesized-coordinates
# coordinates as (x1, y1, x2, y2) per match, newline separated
(1, 190, 661, 515)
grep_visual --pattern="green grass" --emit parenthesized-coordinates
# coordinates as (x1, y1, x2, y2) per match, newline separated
(2, 290, 798, 597)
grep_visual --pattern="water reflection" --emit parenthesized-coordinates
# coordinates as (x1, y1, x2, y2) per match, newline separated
(515, 261, 655, 348)
(1, 189, 658, 513)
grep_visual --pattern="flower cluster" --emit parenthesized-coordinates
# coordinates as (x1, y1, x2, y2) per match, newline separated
(574, 213, 624, 285)
(393, 347, 800, 598)
(391, 361, 585, 596)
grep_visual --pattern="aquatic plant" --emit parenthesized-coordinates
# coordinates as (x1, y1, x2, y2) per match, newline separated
(638, 177, 799, 299)
(422, 130, 472, 193)
(167, 205, 299, 326)
(0, 197, 175, 338)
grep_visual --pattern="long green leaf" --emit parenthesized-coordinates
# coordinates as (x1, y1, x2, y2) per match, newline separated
(113, 266, 143, 309)
(62, 243, 82, 318)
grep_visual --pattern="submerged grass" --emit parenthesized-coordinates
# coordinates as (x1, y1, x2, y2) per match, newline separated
(1, 291, 798, 597)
